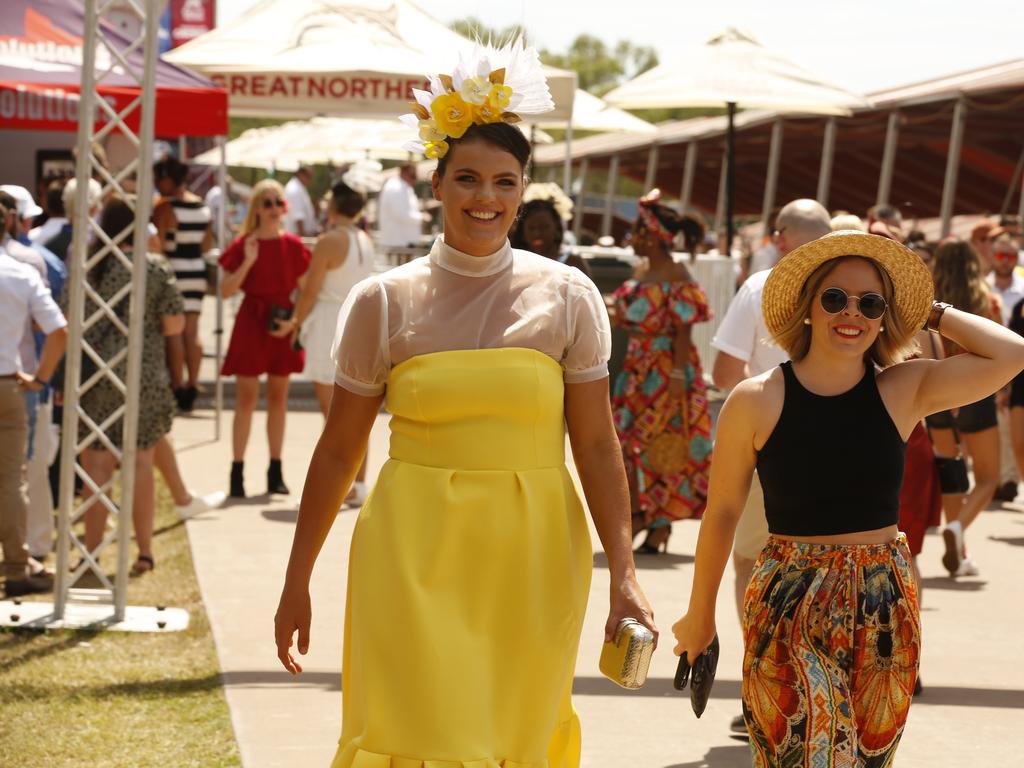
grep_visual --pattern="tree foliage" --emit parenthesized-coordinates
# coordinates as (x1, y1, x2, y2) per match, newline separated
(448, 18, 658, 97)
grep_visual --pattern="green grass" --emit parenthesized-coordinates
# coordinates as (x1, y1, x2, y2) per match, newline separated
(0, 482, 241, 767)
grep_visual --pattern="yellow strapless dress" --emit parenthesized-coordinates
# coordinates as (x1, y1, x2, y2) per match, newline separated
(331, 348, 593, 768)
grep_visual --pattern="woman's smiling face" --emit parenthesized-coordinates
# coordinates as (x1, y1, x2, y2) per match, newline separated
(432, 138, 524, 256)
(809, 257, 887, 356)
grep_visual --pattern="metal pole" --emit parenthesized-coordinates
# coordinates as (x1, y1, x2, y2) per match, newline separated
(714, 148, 728, 239)
(573, 156, 588, 242)
(761, 119, 784, 239)
(215, 136, 227, 441)
(178, 135, 188, 162)
(55, 0, 102, 619)
(940, 97, 967, 238)
(114, 0, 161, 621)
(602, 154, 620, 239)
(563, 122, 573, 193)
(1018, 145, 1024, 223)
(876, 110, 900, 206)
(679, 142, 697, 213)
(1000, 144, 1024, 216)
(817, 117, 837, 208)
(643, 142, 660, 193)
(726, 101, 736, 257)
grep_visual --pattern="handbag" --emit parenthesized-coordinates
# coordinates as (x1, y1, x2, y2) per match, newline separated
(674, 633, 720, 718)
(645, 391, 690, 476)
(925, 334, 970, 495)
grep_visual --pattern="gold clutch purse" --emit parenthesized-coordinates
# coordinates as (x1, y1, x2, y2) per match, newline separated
(600, 618, 655, 689)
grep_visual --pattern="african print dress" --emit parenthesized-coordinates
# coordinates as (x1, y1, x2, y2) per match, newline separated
(611, 279, 713, 523)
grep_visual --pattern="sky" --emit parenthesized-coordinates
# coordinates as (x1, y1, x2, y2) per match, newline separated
(214, 0, 1024, 93)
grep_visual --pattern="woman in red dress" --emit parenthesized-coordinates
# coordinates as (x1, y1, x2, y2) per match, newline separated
(219, 179, 311, 498)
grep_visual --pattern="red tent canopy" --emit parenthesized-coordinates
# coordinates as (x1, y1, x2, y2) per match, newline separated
(0, 0, 227, 136)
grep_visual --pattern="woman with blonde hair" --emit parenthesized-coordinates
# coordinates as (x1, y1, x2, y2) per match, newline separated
(219, 179, 310, 498)
(673, 230, 1024, 766)
(927, 238, 1003, 576)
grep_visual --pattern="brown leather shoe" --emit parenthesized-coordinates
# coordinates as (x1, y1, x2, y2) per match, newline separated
(5, 573, 53, 598)
(993, 481, 1018, 502)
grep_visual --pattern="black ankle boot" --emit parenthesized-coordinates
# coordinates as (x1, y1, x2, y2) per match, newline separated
(230, 461, 245, 498)
(267, 459, 289, 495)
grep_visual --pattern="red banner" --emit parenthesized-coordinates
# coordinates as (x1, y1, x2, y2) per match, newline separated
(170, 0, 215, 49)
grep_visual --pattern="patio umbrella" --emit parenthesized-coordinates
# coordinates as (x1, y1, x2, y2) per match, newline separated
(192, 117, 553, 171)
(537, 89, 656, 134)
(603, 27, 868, 250)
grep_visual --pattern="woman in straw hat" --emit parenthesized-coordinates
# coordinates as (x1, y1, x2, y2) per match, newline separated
(672, 230, 1024, 766)
(274, 41, 654, 767)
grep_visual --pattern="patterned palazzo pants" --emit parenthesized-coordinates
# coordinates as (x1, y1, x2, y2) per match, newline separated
(742, 535, 920, 768)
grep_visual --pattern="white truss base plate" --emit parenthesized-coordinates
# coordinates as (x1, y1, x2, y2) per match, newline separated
(0, 600, 189, 632)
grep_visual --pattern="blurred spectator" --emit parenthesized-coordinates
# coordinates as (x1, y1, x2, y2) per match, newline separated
(153, 157, 214, 413)
(377, 163, 428, 248)
(284, 164, 317, 238)
(55, 178, 103, 261)
(292, 176, 376, 506)
(510, 185, 590, 275)
(987, 233, 1024, 325)
(928, 239, 1003, 577)
(905, 230, 933, 270)
(76, 197, 185, 577)
(205, 177, 246, 237)
(866, 203, 903, 240)
(1, 197, 68, 597)
(971, 220, 1006, 276)
(830, 211, 865, 231)
(219, 179, 311, 498)
(29, 180, 68, 248)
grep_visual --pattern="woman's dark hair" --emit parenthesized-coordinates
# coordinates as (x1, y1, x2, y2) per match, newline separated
(88, 196, 135, 288)
(329, 178, 366, 218)
(436, 122, 531, 177)
(153, 157, 189, 187)
(679, 214, 706, 257)
(510, 199, 563, 250)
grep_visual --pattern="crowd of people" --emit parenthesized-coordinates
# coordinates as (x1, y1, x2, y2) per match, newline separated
(3, 41, 1024, 768)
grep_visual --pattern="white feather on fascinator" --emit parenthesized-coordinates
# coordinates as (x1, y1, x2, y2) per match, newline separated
(400, 39, 553, 160)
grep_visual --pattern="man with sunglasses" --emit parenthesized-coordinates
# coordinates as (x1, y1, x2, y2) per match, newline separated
(708, 197, 831, 736)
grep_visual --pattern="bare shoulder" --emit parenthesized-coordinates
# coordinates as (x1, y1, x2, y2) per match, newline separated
(722, 367, 785, 448)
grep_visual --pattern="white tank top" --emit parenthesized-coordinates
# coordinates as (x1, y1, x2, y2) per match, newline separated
(318, 228, 375, 304)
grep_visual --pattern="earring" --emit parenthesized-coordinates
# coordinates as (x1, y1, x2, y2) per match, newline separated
(803, 318, 811, 325)
(880, 325, 886, 333)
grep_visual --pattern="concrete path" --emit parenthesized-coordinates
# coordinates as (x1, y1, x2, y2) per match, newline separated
(169, 406, 1024, 767)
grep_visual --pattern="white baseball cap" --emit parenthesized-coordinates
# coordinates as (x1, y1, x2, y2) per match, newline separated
(0, 185, 44, 220)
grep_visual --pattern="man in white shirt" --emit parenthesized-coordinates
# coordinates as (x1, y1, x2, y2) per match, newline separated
(0, 205, 68, 598)
(284, 165, 317, 237)
(377, 164, 427, 248)
(709, 198, 831, 733)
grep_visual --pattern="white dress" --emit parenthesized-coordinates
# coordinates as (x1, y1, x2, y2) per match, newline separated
(301, 228, 375, 385)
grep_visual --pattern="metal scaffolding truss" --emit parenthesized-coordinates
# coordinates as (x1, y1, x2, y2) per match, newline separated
(41, 0, 185, 631)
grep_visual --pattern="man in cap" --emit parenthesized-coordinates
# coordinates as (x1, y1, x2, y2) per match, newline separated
(709, 198, 832, 734)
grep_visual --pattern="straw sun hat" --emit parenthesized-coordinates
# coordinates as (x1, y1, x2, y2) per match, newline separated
(762, 230, 934, 337)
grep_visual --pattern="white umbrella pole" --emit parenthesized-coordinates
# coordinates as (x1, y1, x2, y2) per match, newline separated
(563, 122, 573, 193)
(817, 118, 837, 209)
(876, 110, 900, 207)
(215, 136, 226, 440)
(602, 154, 620, 238)
(680, 142, 697, 213)
(760, 119, 783, 239)
(573, 157, 589, 242)
(939, 97, 967, 238)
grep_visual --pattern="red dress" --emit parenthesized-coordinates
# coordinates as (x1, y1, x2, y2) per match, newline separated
(219, 232, 311, 376)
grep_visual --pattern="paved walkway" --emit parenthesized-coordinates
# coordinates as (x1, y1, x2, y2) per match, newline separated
(169, 407, 1024, 767)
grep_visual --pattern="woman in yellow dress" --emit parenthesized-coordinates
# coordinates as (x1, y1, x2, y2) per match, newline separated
(274, 42, 656, 767)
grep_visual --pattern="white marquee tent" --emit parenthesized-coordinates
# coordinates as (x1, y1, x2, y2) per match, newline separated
(165, 0, 576, 120)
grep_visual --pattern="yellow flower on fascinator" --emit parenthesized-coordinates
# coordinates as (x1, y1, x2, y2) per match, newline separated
(459, 75, 491, 105)
(417, 118, 446, 144)
(431, 92, 473, 139)
(424, 140, 449, 160)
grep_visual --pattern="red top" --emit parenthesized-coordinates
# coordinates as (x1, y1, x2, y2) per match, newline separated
(219, 232, 311, 377)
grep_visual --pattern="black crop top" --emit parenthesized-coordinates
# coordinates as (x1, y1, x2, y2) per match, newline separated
(755, 362, 907, 536)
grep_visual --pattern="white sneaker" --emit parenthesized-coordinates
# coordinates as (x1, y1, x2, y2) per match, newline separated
(176, 490, 227, 520)
(955, 556, 980, 577)
(345, 481, 369, 508)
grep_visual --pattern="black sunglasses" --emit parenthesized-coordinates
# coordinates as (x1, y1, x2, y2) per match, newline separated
(261, 197, 286, 209)
(820, 287, 887, 320)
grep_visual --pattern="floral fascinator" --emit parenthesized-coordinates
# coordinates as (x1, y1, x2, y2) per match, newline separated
(523, 182, 574, 222)
(400, 39, 554, 160)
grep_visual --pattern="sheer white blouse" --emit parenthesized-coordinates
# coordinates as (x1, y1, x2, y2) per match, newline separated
(332, 237, 611, 396)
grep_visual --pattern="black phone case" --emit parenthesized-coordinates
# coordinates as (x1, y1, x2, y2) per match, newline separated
(673, 633, 720, 718)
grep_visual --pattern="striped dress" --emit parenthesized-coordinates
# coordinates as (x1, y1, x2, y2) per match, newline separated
(164, 198, 211, 313)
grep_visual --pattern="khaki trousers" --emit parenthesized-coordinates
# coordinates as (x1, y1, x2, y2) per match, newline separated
(0, 379, 30, 580)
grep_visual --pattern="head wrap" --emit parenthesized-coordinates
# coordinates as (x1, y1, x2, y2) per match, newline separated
(636, 189, 675, 245)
